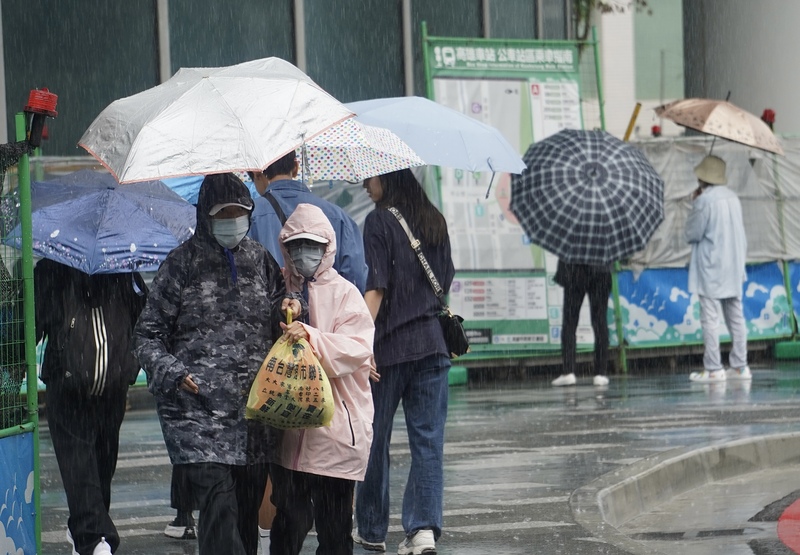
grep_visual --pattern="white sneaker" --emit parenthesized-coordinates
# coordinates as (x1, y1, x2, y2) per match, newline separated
(689, 369, 726, 383)
(725, 366, 752, 380)
(397, 529, 436, 555)
(164, 512, 196, 540)
(593, 375, 609, 386)
(92, 539, 112, 555)
(551, 373, 577, 386)
(259, 526, 270, 554)
(353, 528, 386, 552)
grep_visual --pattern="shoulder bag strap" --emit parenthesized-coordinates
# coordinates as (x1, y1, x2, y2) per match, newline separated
(264, 191, 288, 225)
(387, 207, 446, 304)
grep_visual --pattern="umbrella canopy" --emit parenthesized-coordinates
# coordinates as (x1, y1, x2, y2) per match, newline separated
(345, 96, 526, 173)
(509, 129, 664, 265)
(303, 118, 425, 182)
(3, 170, 196, 274)
(79, 57, 354, 183)
(162, 174, 259, 205)
(655, 98, 784, 155)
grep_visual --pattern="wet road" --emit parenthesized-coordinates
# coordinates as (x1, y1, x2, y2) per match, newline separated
(39, 364, 800, 554)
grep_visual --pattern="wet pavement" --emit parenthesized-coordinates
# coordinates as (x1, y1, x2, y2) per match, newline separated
(39, 363, 800, 554)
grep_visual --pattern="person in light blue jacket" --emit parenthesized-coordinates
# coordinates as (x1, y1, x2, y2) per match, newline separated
(247, 151, 368, 294)
(685, 154, 750, 383)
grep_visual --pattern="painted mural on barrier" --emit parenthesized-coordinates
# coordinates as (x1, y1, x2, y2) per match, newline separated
(0, 434, 35, 554)
(788, 262, 800, 324)
(612, 262, 792, 347)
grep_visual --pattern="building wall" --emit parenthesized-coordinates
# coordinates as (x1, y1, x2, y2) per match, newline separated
(595, 9, 637, 138)
(634, 0, 684, 138)
(2, 0, 159, 155)
(1, 1, 565, 155)
(683, 0, 800, 135)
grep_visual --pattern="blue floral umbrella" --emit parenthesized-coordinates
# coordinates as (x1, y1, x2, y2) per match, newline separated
(509, 129, 664, 265)
(3, 170, 196, 274)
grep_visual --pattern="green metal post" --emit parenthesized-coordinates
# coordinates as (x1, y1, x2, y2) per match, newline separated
(783, 259, 796, 337)
(421, 21, 431, 98)
(16, 112, 42, 554)
(611, 262, 627, 372)
(421, 22, 445, 211)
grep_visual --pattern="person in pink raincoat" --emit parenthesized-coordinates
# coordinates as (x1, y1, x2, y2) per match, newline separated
(270, 202, 375, 555)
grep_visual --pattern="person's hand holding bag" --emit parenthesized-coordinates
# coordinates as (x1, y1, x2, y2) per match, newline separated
(246, 308, 334, 429)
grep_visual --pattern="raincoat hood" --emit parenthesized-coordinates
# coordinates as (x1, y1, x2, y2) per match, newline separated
(279, 203, 337, 286)
(195, 173, 254, 243)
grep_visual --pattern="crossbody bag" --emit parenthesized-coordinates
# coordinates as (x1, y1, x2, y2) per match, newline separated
(388, 207, 469, 358)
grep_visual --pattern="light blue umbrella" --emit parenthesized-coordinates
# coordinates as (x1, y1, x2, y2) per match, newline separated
(345, 96, 526, 174)
(3, 170, 196, 274)
(161, 174, 259, 205)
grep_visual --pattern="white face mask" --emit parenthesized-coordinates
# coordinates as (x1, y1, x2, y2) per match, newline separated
(288, 243, 326, 278)
(211, 215, 250, 249)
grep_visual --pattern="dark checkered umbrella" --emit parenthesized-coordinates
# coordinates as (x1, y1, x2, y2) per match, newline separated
(509, 129, 664, 265)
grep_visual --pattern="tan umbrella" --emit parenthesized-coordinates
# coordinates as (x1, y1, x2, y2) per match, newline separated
(655, 98, 784, 155)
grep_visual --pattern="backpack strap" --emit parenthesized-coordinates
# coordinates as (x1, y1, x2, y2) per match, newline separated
(264, 191, 287, 225)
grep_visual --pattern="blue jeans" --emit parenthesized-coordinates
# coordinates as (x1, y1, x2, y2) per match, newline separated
(355, 354, 450, 542)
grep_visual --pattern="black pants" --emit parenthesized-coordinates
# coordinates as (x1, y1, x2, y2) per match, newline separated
(561, 268, 612, 376)
(170, 464, 195, 512)
(46, 379, 128, 555)
(270, 463, 355, 555)
(184, 462, 268, 555)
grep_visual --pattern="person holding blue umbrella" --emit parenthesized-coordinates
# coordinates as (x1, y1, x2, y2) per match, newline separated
(35, 259, 148, 555)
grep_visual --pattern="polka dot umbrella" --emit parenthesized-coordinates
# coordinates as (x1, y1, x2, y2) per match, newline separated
(302, 118, 425, 183)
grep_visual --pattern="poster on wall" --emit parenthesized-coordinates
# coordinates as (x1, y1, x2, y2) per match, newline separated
(427, 39, 583, 273)
(425, 36, 591, 351)
(447, 272, 552, 348)
(528, 77, 583, 141)
(433, 78, 543, 271)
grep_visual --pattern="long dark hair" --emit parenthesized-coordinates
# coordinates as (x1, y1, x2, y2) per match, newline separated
(374, 169, 449, 245)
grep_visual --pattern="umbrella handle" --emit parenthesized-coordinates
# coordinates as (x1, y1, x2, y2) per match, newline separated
(484, 158, 496, 199)
(709, 92, 732, 155)
(299, 136, 309, 185)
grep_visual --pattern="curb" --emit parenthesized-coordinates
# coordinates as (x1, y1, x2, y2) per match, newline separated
(569, 431, 800, 555)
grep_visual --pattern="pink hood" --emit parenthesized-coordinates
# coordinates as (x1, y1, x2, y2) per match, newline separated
(276, 203, 375, 480)
(279, 203, 337, 290)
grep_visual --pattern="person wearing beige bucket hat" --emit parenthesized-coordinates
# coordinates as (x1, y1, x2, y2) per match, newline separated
(685, 155, 751, 384)
(693, 154, 728, 187)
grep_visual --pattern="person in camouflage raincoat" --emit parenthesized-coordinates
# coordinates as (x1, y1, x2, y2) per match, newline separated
(134, 173, 302, 555)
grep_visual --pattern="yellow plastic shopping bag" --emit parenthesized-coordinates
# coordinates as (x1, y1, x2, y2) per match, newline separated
(246, 311, 334, 429)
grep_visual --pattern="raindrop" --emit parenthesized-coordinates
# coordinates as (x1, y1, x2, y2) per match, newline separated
(130, 243, 137, 252)
(50, 229, 59, 238)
